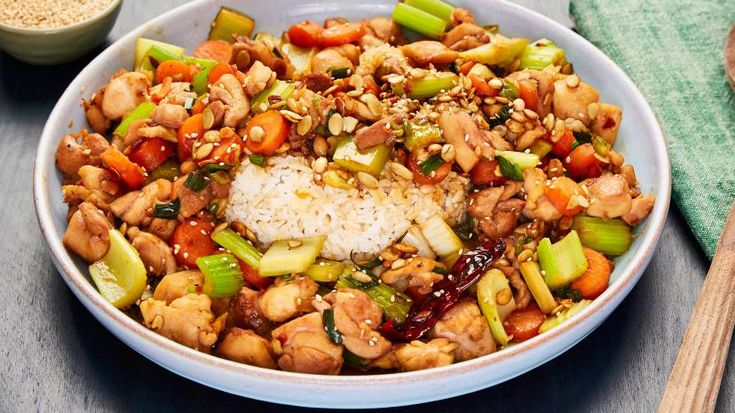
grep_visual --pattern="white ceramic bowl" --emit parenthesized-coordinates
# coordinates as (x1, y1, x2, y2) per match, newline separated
(33, 0, 671, 408)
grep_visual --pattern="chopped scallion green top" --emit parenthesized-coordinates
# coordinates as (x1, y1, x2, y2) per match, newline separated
(249, 154, 266, 166)
(496, 155, 524, 181)
(323, 309, 343, 344)
(184, 171, 208, 192)
(154, 199, 180, 219)
(418, 154, 446, 175)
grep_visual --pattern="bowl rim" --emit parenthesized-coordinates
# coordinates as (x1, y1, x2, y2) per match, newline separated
(0, 0, 122, 34)
(33, 0, 672, 392)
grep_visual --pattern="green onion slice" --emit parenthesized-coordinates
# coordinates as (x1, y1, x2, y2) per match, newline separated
(573, 131, 592, 144)
(323, 308, 343, 345)
(418, 154, 445, 175)
(496, 155, 523, 181)
(487, 104, 512, 127)
(249, 154, 266, 166)
(154, 199, 180, 219)
(183, 96, 195, 111)
(184, 171, 208, 192)
(211, 228, 262, 269)
(499, 80, 519, 99)
(328, 67, 351, 79)
(200, 163, 231, 174)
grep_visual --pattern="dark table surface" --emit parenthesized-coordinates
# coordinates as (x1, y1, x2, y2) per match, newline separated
(1, 1, 733, 411)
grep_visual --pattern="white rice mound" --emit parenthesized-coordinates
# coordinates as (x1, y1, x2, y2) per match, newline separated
(226, 155, 469, 260)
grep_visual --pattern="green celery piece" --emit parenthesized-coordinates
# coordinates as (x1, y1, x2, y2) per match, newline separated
(404, 122, 443, 152)
(392, 3, 447, 39)
(459, 37, 529, 66)
(211, 228, 262, 269)
(138, 44, 185, 73)
(494, 150, 540, 170)
(519, 40, 566, 70)
(251, 80, 295, 113)
(304, 260, 346, 282)
(418, 215, 463, 261)
(394, 72, 458, 99)
(335, 270, 412, 324)
(148, 159, 180, 182)
(572, 216, 633, 256)
(405, 0, 454, 22)
(196, 253, 244, 298)
(208, 7, 255, 42)
(259, 236, 326, 276)
(189, 57, 219, 95)
(519, 261, 556, 314)
(477, 269, 512, 346)
(332, 136, 390, 176)
(113, 101, 156, 138)
(281, 42, 315, 74)
(537, 230, 589, 290)
(539, 300, 592, 333)
(135, 38, 185, 71)
(89, 230, 147, 309)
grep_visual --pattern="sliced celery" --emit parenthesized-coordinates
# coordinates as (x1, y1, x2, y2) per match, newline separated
(494, 150, 540, 170)
(519, 39, 566, 70)
(404, 122, 443, 152)
(335, 270, 412, 324)
(401, 226, 436, 259)
(519, 261, 556, 314)
(196, 253, 244, 298)
(188, 57, 219, 96)
(392, 3, 447, 39)
(250, 80, 295, 113)
(281, 42, 315, 75)
(459, 37, 529, 66)
(135, 38, 185, 71)
(208, 7, 255, 43)
(529, 139, 553, 158)
(539, 300, 592, 333)
(305, 260, 345, 282)
(259, 236, 326, 276)
(333, 136, 390, 176)
(89, 230, 147, 309)
(405, 0, 454, 23)
(211, 228, 262, 269)
(113, 101, 156, 138)
(572, 216, 633, 256)
(419, 215, 463, 262)
(394, 72, 459, 99)
(477, 269, 513, 346)
(537, 230, 588, 290)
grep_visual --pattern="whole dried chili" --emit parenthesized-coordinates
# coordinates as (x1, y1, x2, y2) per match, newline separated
(380, 239, 506, 341)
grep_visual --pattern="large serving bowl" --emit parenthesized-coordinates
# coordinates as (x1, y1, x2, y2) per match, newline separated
(33, 0, 671, 408)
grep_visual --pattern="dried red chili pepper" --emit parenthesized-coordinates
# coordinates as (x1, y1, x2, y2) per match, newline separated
(380, 239, 506, 341)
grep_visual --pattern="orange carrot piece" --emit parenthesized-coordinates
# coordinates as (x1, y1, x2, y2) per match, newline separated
(177, 113, 204, 160)
(100, 146, 146, 189)
(155, 60, 192, 83)
(245, 110, 290, 155)
(571, 247, 612, 299)
(207, 63, 235, 85)
(193, 39, 234, 64)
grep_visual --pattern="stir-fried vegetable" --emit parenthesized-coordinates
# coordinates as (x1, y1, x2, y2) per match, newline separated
(538, 300, 592, 333)
(405, 0, 455, 22)
(135, 39, 185, 71)
(393, 72, 459, 99)
(208, 7, 255, 42)
(572, 215, 633, 256)
(495, 154, 524, 181)
(304, 260, 345, 282)
(245, 111, 291, 155)
(392, 2, 447, 39)
(519, 39, 566, 70)
(259, 236, 326, 276)
(403, 122, 443, 152)
(211, 228, 263, 270)
(477, 269, 516, 346)
(419, 215, 464, 264)
(89, 230, 147, 309)
(251, 81, 296, 113)
(113, 101, 156, 138)
(333, 136, 390, 176)
(459, 37, 529, 66)
(537, 230, 588, 290)
(570, 248, 612, 299)
(196, 253, 244, 298)
(335, 269, 412, 324)
(100, 146, 146, 189)
(519, 261, 557, 314)
(322, 308, 343, 344)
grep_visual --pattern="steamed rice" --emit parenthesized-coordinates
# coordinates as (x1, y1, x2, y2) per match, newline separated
(226, 155, 469, 260)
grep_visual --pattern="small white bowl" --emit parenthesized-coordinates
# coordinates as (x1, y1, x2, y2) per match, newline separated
(33, 0, 671, 408)
(0, 0, 122, 65)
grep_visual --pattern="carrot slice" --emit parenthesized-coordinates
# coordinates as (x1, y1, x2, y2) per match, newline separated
(406, 153, 452, 185)
(458, 60, 476, 75)
(469, 74, 498, 97)
(100, 146, 146, 189)
(470, 159, 506, 186)
(518, 79, 539, 110)
(177, 113, 204, 160)
(170, 217, 218, 269)
(245, 110, 290, 155)
(238, 260, 272, 290)
(504, 303, 546, 342)
(565, 143, 603, 180)
(545, 176, 586, 217)
(193, 39, 234, 64)
(207, 63, 235, 85)
(571, 247, 612, 299)
(319, 22, 365, 47)
(128, 137, 175, 172)
(287, 21, 324, 48)
(155, 60, 192, 83)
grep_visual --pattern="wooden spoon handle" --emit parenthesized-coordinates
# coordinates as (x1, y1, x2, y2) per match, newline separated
(658, 203, 735, 412)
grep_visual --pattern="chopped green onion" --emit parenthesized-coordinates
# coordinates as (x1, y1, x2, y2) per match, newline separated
(392, 3, 447, 39)
(496, 155, 523, 181)
(487, 104, 511, 127)
(573, 131, 592, 144)
(519, 40, 566, 70)
(183, 96, 195, 110)
(199, 163, 231, 174)
(154, 199, 180, 219)
(249, 154, 266, 166)
(572, 216, 633, 256)
(335, 271, 412, 324)
(432, 266, 449, 275)
(499, 80, 519, 99)
(211, 228, 263, 269)
(405, 0, 454, 23)
(328, 67, 351, 79)
(184, 171, 208, 192)
(323, 309, 343, 344)
(208, 6, 255, 42)
(148, 159, 180, 181)
(343, 350, 369, 369)
(592, 136, 611, 158)
(418, 154, 446, 175)
(113, 101, 156, 138)
(494, 150, 540, 170)
(196, 254, 244, 298)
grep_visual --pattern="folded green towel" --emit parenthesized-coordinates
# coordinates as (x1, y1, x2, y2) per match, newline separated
(571, 0, 735, 258)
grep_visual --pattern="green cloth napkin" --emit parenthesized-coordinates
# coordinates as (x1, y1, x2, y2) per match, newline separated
(571, 0, 735, 259)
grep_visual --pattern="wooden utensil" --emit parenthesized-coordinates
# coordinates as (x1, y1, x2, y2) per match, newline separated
(658, 35, 735, 407)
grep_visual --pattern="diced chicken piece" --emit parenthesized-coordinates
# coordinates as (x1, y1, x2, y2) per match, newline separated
(232, 37, 294, 79)
(209, 73, 250, 128)
(364, 17, 402, 44)
(622, 194, 655, 226)
(430, 299, 495, 361)
(63, 202, 112, 262)
(322, 289, 391, 360)
(140, 293, 223, 352)
(400, 41, 459, 67)
(258, 276, 318, 323)
(583, 174, 632, 219)
(153, 270, 204, 304)
(229, 287, 271, 337)
(271, 312, 344, 375)
(101, 71, 149, 120)
(354, 114, 404, 150)
(505, 69, 556, 118)
(355, 44, 410, 78)
(311, 48, 355, 74)
(156, 82, 197, 106)
(441, 23, 489, 51)
(55, 132, 110, 176)
(515, 126, 547, 151)
(450, 7, 476, 25)
(61, 184, 114, 211)
(216, 328, 277, 369)
(172, 174, 213, 219)
(482, 130, 513, 151)
(523, 168, 563, 222)
(590, 103, 622, 145)
(110, 179, 173, 226)
(381, 257, 445, 295)
(244, 61, 276, 97)
(84, 91, 111, 134)
(552, 78, 600, 125)
(439, 111, 487, 172)
(135, 124, 178, 143)
(151, 103, 189, 129)
(468, 185, 525, 240)
(146, 217, 178, 242)
(394, 338, 458, 371)
(127, 227, 177, 276)
(78, 165, 121, 196)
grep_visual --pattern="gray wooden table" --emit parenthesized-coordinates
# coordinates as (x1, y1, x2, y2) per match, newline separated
(1, 1, 733, 412)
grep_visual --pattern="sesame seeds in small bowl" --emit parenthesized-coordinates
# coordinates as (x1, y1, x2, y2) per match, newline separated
(0, 0, 122, 65)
